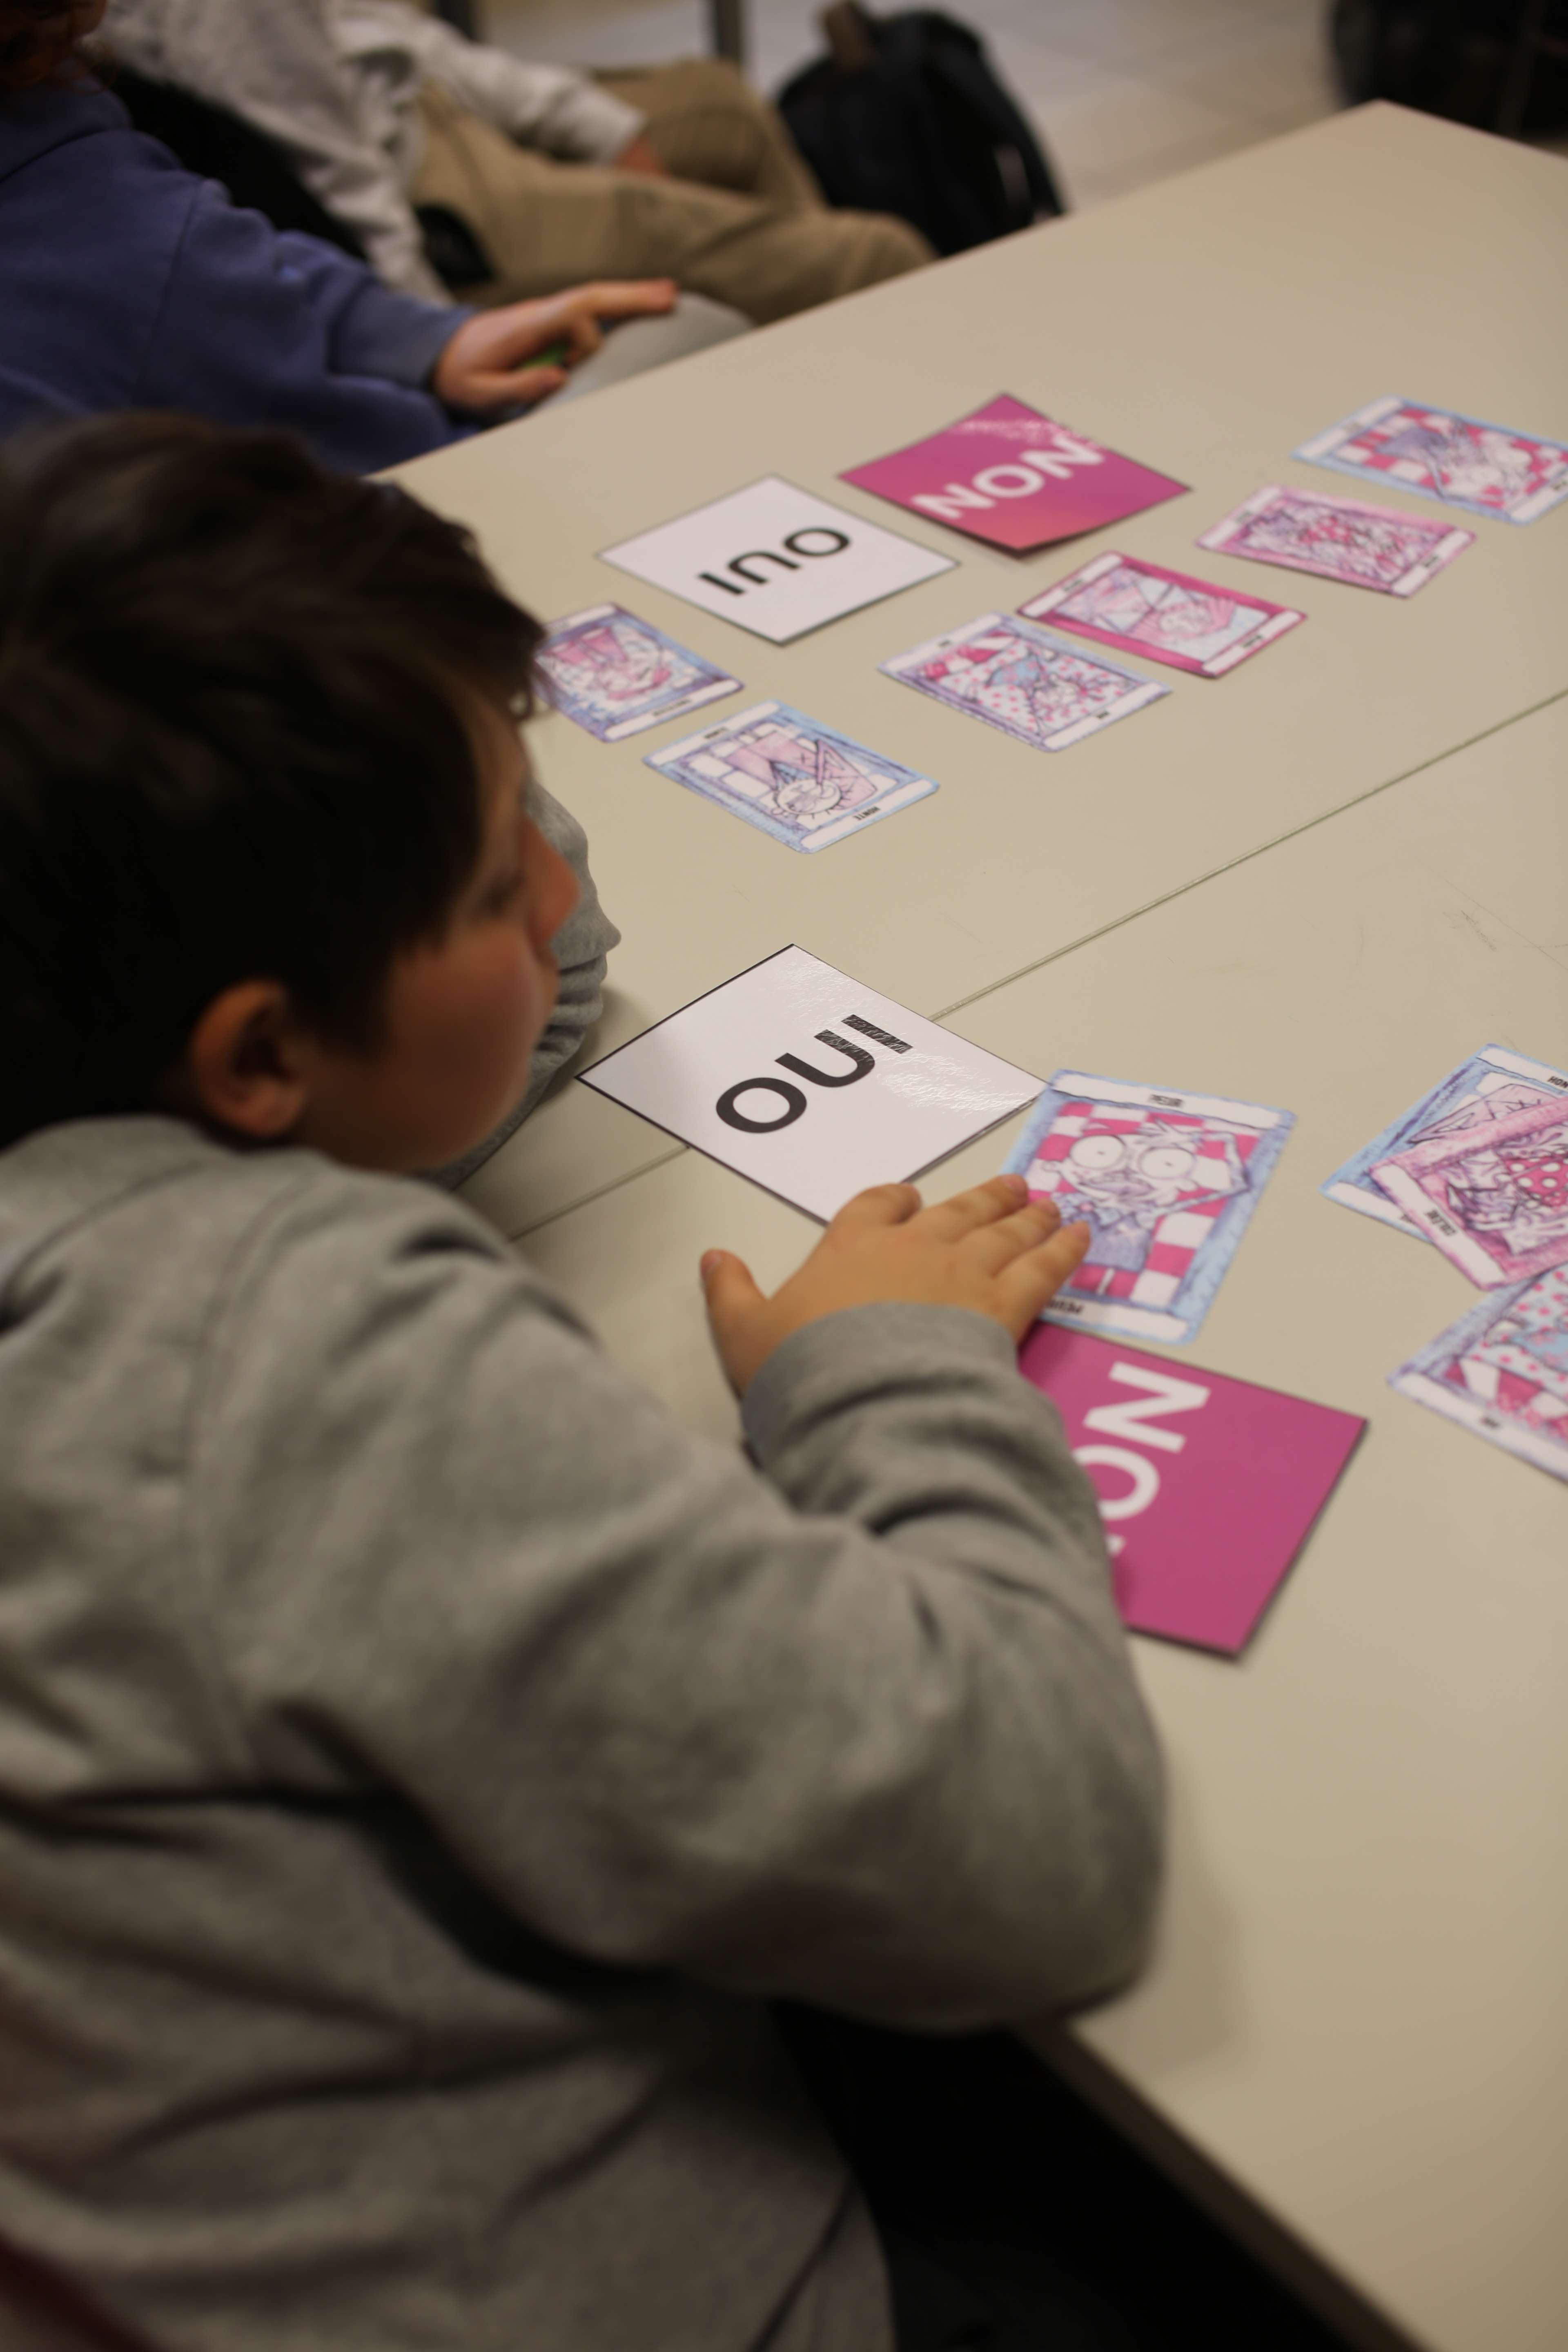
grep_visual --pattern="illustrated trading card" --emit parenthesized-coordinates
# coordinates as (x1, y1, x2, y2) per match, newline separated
(536, 603, 741, 741)
(1297, 396, 1568, 526)
(881, 612, 1167, 754)
(599, 476, 953, 645)
(1019, 552, 1303, 678)
(645, 702, 938, 852)
(1371, 1095, 1568, 1288)
(840, 392, 1187, 553)
(1002, 1073, 1295, 1345)
(1391, 1265, 1568, 1483)
(1197, 484, 1472, 596)
(1322, 1045, 1568, 1234)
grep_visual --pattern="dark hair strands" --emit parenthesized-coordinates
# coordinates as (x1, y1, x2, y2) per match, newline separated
(0, 413, 544, 1151)
(0, 2, 90, 92)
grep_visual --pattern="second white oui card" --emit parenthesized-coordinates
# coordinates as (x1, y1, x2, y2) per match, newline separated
(580, 947, 1038, 1221)
(599, 477, 954, 644)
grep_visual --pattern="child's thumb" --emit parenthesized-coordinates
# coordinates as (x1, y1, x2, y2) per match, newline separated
(700, 1251, 771, 1364)
(699, 1249, 764, 1335)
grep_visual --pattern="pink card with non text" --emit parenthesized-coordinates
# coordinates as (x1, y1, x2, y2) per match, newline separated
(1018, 1325, 1365, 1655)
(841, 394, 1188, 552)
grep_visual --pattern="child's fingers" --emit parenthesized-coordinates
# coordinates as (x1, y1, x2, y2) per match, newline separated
(920, 1172, 1031, 1238)
(699, 1246, 766, 1368)
(465, 365, 568, 410)
(830, 1182, 922, 1230)
(995, 1221, 1092, 1334)
(964, 1194, 1062, 1271)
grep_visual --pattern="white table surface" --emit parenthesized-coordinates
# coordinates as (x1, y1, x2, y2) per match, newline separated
(384, 99, 1568, 2352)
(383, 102, 1568, 1243)
(519, 693, 1568, 2352)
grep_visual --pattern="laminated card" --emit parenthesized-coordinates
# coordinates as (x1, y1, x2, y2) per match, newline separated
(579, 947, 1038, 1222)
(599, 476, 953, 644)
(841, 394, 1187, 552)
(1019, 1326, 1365, 1654)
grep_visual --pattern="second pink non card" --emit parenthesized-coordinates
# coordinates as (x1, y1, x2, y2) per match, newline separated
(1018, 1326, 1365, 1654)
(841, 394, 1187, 552)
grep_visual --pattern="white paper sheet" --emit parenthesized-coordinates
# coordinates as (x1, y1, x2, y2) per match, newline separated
(580, 947, 1039, 1221)
(599, 477, 954, 644)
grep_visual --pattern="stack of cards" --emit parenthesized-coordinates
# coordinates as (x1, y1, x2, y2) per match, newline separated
(1325, 1048, 1568, 1481)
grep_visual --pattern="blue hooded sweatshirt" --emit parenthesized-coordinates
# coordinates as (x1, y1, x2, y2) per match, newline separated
(0, 81, 472, 473)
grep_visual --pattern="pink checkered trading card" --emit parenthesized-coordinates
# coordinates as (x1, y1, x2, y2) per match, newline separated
(1372, 1096, 1568, 1288)
(881, 612, 1167, 753)
(537, 603, 741, 741)
(1391, 1266, 1568, 1483)
(1297, 396, 1568, 525)
(1003, 1073, 1294, 1345)
(1019, 551, 1303, 677)
(1198, 484, 1472, 595)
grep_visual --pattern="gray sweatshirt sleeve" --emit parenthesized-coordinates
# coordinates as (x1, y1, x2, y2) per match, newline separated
(196, 1173, 1163, 2029)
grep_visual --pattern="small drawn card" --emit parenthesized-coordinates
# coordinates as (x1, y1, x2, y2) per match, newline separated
(1296, 396, 1568, 526)
(1371, 1096, 1568, 1287)
(1391, 1265, 1568, 1482)
(1003, 1073, 1295, 1345)
(579, 945, 1039, 1222)
(841, 393, 1187, 552)
(1197, 484, 1472, 596)
(1322, 1046, 1568, 1235)
(881, 612, 1167, 753)
(646, 702, 938, 852)
(537, 603, 741, 740)
(599, 476, 953, 644)
(1019, 1326, 1365, 1653)
(1019, 552, 1303, 678)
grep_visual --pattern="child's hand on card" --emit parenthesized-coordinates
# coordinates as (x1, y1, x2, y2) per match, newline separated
(701, 1175, 1090, 1395)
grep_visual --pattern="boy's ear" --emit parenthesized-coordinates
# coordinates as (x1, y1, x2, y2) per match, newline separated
(177, 980, 312, 1142)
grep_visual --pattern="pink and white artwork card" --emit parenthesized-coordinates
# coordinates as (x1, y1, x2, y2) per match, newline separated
(1372, 1096, 1568, 1287)
(1391, 1265, 1568, 1483)
(840, 393, 1187, 552)
(1296, 396, 1568, 525)
(1019, 551, 1303, 677)
(1018, 1325, 1365, 1654)
(1198, 484, 1472, 596)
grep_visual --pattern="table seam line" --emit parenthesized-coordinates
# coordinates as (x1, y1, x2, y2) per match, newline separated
(507, 687, 1566, 1242)
(933, 686, 1568, 1023)
(504, 1141, 689, 1244)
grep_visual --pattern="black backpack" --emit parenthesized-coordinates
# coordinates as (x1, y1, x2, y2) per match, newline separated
(1330, 0, 1568, 132)
(777, 4, 1066, 258)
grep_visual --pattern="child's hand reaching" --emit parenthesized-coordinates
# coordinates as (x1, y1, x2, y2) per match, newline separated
(701, 1175, 1090, 1396)
(432, 280, 678, 414)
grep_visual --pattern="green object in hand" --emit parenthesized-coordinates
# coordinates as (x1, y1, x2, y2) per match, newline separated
(535, 340, 570, 370)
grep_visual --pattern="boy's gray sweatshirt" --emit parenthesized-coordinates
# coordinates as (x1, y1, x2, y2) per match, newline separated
(0, 1118, 1163, 2352)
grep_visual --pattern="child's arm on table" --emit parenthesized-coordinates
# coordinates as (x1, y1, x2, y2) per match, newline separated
(196, 1167, 1162, 2029)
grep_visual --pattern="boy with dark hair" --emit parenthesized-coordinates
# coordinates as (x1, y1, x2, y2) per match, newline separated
(0, 413, 1162, 2352)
